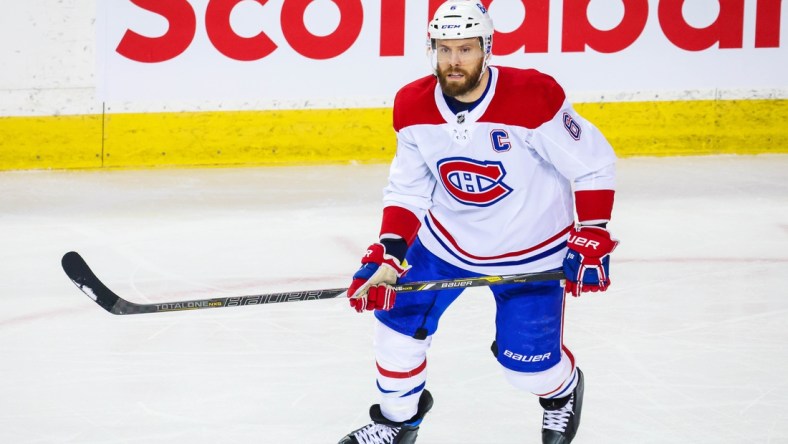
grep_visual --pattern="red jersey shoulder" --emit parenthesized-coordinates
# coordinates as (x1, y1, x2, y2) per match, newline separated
(479, 66, 567, 129)
(393, 75, 444, 131)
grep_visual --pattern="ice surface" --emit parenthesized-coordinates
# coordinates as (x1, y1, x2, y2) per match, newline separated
(1, 155, 787, 443)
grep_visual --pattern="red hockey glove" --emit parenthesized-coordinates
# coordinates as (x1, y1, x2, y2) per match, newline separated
(563, 226, 619, 297)
(347, 243, 410, 313)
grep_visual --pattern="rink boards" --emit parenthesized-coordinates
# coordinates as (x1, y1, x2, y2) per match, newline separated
(1, 97, 786, 170)
(1, 1, 786, 170)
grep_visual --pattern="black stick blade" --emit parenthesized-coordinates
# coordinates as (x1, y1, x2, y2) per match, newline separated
(62, 251, 124, 314)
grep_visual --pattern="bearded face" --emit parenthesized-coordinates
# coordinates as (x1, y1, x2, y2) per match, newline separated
(433, 38, 487, 99)
(437, 59, 484, 98)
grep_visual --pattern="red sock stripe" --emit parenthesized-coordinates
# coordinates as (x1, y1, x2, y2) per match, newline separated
(376, 359, 427, 379)
(563, 345, 575, 369)
(536, 382, 563, 398)
(535, 346, 576, 397)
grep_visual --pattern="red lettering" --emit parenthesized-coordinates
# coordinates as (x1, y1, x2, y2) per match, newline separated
(205, 0, 277, 61)
(281, 0, 364, 60)
(115, 0, 781, 63)
(427, 0, 549, 54)
(116, 0, 196, 63)
(428, 0, 444, 23)
(562, 0, 648, 53)
(380, 0, 406, 56)
(658, 0, 744, 51)
(493, 0, 549, 54)
(755, 0, 782, 48)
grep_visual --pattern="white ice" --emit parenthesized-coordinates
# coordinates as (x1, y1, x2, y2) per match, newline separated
(1, 155, 787, 444)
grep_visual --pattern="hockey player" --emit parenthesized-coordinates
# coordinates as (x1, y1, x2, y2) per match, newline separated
(338, 1, 618, 443)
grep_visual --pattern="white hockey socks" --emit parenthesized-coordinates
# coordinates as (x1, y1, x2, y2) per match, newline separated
(373, 320, 432, 422)
(502, 347, 578, 398)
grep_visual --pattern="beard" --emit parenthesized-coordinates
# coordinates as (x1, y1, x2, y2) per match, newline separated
(437, 60, 484, 98)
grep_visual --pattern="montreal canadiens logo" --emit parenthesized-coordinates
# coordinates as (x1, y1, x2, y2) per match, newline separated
(437, 157, 513, 207)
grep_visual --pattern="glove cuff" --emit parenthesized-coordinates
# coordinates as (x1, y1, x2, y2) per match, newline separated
(379, 237, 408, 263)
(361, 243, 410, 277)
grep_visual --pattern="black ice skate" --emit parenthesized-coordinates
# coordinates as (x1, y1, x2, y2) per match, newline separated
(338, 389, 433, 444)
(540, 368, 585, 444)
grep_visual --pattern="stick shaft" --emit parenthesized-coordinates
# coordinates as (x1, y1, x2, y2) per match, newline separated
(62, 251, 565, 315)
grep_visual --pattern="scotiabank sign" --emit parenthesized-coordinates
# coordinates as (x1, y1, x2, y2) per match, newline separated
(97, 0, 786, 107)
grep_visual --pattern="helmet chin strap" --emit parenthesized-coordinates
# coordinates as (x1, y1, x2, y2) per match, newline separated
(479, 54, 490, 83)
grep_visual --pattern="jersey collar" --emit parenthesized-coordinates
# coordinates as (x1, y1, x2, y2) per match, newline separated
(434, 66, 498, 125)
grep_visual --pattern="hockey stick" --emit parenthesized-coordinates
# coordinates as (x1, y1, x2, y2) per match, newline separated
(62, 251, 565, 315)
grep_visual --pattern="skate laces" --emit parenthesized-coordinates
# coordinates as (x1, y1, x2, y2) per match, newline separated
(542, 395, 574, 432)
(352, 422, 400, 444)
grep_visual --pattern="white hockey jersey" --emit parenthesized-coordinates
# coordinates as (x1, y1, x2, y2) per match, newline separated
(382, 66, 617, 275)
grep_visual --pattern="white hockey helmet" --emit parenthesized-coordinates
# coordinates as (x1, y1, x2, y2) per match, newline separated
(427, 0, 494, 71)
